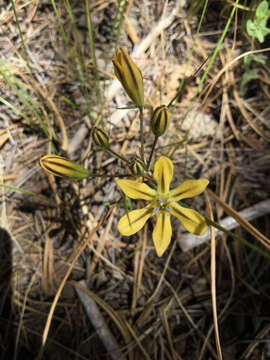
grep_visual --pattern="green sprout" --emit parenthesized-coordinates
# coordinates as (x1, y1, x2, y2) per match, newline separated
(246, 0, 270, 43)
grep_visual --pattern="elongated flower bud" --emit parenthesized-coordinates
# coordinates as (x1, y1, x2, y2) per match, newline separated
(92, 127, 109, 148)
(40, 155, 89, 180)
(129, 157, 145, 176)
(150, 105, 170, 137)
(112, 47, 144, 107)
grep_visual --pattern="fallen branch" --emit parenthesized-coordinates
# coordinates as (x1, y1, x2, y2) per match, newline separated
(75, 280, 126, 360)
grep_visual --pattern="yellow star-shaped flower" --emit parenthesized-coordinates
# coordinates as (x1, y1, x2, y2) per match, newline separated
(116, 156, 209, 256)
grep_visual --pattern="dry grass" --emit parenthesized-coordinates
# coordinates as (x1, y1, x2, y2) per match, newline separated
(1, 0, 270, 359)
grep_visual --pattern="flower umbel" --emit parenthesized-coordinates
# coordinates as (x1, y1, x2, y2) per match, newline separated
(116, 157, 209, 257)
(112, 47, 144, 107)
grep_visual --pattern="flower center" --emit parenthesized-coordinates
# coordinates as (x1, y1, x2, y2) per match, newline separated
(153, 196, 171, 213)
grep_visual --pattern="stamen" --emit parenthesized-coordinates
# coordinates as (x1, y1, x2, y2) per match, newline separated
(153, 208, 159, 213)
(165, 207, 171, 213)
(157, 197, 163, 204)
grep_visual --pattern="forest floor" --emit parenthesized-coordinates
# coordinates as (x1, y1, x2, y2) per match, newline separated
(0, 0, 270, 359)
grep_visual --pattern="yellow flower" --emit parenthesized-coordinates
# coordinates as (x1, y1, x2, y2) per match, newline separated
(112, 47, 144, 107)
(40, 155, 90, 180)
(116, 156, 209, 257)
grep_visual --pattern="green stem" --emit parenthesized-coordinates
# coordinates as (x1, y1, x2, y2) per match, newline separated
(178, 200, 270, 260)
(106, 148, 129, 164)
(139, 106, 145, 163)
(85, 0, 100, 101)
(205, 216, 270, 260)
(147, 136, 158, 171)
(197, 0, 240, 94)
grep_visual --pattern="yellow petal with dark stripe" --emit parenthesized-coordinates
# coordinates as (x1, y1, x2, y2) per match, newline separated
(40, 155, 89, 180)
(152, 211, 172, 257)
(170, 202, 208, 235)
(118, 207, 153, 236)
(153, 156, 174, 194)
(170, 179, 209, 201)
(116, 179, 156, 200)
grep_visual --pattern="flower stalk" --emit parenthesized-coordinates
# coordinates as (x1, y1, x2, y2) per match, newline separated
(146, 135, 158, 171)
(106, 148, 129, 164)
(147, 105, 170, 170)
(139, 106, 145, 164)
(92, 127, 129, 164)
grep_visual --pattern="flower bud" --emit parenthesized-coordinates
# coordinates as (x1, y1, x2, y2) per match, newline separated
(40, 155, 89, 180)
(112, 47, 144, 107)
(92, 127, 109, 148)
(129, 157, 145, 176)
(150, 105, 170, 137)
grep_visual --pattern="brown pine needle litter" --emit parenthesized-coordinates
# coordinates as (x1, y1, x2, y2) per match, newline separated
(1, 0, 270, 359)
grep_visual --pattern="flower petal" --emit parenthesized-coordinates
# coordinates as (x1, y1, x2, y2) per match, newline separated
(170, 179, 209, 201)
(170, 202, 208, 235)
(118, 207, 153, 236)
(152, 211, 172, 257)
(116, 179, 156, 200)
(153, 156, 174, 194)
